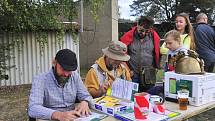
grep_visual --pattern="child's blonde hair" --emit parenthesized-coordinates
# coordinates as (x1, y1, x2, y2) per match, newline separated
(164, 30, 181, 43)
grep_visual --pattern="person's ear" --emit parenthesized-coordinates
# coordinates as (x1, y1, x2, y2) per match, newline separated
(52, 59, 57, 66)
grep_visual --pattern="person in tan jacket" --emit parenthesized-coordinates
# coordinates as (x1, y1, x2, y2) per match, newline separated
(84, 41, 132, 98)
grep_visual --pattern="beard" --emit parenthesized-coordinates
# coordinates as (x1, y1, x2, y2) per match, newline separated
(53, 67, 70, 86)
(138, 32, 145, 39)
(106, 63, 118, 71)
(106, 63, 113, 71)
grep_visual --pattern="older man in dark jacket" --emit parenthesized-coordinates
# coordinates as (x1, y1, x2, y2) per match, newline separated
(194, 13, 215, 72)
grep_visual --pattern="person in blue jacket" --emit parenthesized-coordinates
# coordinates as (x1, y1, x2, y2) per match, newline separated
(194, 13, 215, 72)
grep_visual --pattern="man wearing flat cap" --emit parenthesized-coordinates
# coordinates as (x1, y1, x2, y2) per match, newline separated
(120, 16, 160, 92)
(84, 41, 132, 98)
(28, 49, 92, 121)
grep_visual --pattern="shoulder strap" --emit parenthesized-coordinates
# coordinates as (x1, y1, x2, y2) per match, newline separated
(183, 34, 189, 44)
(91, 64, 106, 85)
(120, 63, 126, 80)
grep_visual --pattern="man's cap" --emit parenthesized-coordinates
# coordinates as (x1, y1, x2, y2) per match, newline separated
(102, 41, 130, 61)
(55, 49, 77, 71)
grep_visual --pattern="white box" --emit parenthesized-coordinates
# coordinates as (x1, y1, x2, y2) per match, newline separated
(91, 78, 138, 116)
(164, 72, 215, 106)
(91, 96, 133, 116)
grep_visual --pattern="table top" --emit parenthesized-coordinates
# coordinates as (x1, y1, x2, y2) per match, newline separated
(165, 101, 215, 121)
(100, 101, 215, 121)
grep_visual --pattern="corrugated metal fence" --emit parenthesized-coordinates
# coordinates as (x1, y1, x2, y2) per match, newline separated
(0, 31, 79, 86)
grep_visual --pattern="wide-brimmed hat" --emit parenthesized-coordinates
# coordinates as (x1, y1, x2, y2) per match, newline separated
(55, 49, 77, 71)
(102, 41, 130, 61)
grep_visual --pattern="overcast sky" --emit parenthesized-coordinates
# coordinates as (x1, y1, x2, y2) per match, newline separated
(118, 0, 136, 21)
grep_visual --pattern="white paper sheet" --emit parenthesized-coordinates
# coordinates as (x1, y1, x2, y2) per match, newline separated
(74, 112, 107, 121)
(111, 78, 136, 100)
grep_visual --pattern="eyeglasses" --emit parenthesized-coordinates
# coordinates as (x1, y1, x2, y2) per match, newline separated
(139, 28, 150, 33)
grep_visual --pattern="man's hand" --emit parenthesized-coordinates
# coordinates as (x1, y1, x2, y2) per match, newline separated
(99, 81, 110, 95)
(75, 100, 91, 116)
(51, 110, 81, 121)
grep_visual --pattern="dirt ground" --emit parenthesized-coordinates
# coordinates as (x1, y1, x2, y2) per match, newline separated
(1, 85, 215, 121)
(0, 85, 30, 121)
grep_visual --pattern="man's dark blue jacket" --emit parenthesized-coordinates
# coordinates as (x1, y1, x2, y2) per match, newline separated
(194, 23, 215, 63)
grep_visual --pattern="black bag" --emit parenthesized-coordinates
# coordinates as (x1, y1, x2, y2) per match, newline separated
(139, 66, 156, 92)
(140, 66, 156, 84)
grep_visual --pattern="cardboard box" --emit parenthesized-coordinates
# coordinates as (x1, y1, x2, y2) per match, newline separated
(92, 78, 138, 116)
(164, 72, 215, 106)
(92, 96, 134, 116)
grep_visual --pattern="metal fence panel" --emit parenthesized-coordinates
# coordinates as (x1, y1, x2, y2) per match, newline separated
(0, 32, 79, 86)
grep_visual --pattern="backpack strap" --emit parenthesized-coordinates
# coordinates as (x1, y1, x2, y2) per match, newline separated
(183, 34, 189, 44)
(91, 64, 107, 86)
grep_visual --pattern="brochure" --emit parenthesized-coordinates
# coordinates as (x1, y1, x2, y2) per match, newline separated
(74, 112, 107, 121)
